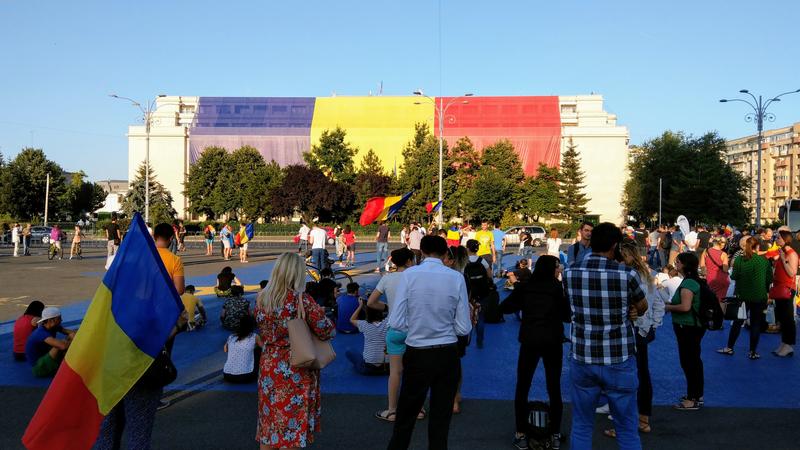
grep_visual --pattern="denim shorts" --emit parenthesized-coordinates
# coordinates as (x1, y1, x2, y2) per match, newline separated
(386, 328, 408, 355)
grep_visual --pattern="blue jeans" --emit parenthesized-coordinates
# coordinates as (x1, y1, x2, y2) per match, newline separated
(376, 242, 388, 270)
(493, 251, 504, 276)
(569, 357, 641, 450)
(312, 248, 326, 271)
(474, 309, 485, 348)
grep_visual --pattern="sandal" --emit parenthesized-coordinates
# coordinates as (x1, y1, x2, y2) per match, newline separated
(747, 351, 760, 360)
(673, 399, 700, 411)
(375, 410, 396, 422)
(716, 347, 734, 356)
(417, 408, 427, 420)
(638, 420, 651, 433)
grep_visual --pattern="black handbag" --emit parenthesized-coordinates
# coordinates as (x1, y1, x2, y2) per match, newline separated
(723, 298, 742, 321)
(139, 347, 177, 388)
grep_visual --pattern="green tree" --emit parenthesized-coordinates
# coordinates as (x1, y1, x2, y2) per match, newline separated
(623, 131, 749, 225)
(304, 127, 358, 184)
(396, 123, 452, 222)
(60, 171, 106, 219)
(463, 166, 515, 223)
(0, 148, 66, 220)
(560, 138, 590, 223)
(270, 165, 354, 225)
(185, 146, 229, 219)
(480, 140, 525, 211)
(524, 163, 561, 222)
(224, 146, 284, 220)
(445, 137, 481, 218)
(123, 163, 177, 224)
(357, 149, 386, 176)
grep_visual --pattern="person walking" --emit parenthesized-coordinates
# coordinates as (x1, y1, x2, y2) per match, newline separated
(771, 230, 797, 358)
(492, 222, 506, 277)
(407, 224, 422, 263)
(701, 237, 730, 305)
(70, 224, 84, 260)
(604, 243, 666, 439)
(105, 215, 121, 260)
(386, 235, 472, 450)
(309, 222, 328, 271)
(254, 252, 335, 449)
(342, 224, 356, 267)
(334, 224, 345, 264)
(474, 221, 496, 271)
(567, 222, 593, 266)
(563, 222, 648, 450)
(665, 252, 708, 410)
(11, 222, 20, 257)
(298, 221, 310, 254)
(375, 221, 391, 273)
(717, 237, 772, 360)
(501, 255, 570, 449)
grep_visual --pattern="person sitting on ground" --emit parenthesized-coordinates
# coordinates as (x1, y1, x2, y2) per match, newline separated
(181, 285, 207, 330)
(25, 307, 75, 377)
(13, 300, 44, 361)
(223, 315, 262, 383)
(220, 288, 251, 331)
(214, 266, 241, 297)
(316, 268, 340, 309)
(336, 282, 362, 334)
(345, 299, 389, 376)
(507, 258, 532, 285)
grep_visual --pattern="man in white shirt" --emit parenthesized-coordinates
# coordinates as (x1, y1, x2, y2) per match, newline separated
(308, 223, 328, 271)
(407, 225, 423, 263)
(298, 222, 310, 254)
(387, 235, 472, 450)
(11, 223, 20, 257)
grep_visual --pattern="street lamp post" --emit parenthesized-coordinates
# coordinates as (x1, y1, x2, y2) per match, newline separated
(109, 94, 166, 224)
(720, 88, 800, 227)
(413, 90, 473, 225)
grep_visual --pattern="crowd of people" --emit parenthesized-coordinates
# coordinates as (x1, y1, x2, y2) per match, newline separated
(9, 214, 800, 450)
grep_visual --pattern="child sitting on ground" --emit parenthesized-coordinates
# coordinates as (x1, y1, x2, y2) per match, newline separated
(345, 299, 389, 376)
(215, 266, 242, 297)
(181, 285, 207, 330)
(13, 300, 44, 361)
(223, 315, 262, 383)
(336, 282, 361, 333)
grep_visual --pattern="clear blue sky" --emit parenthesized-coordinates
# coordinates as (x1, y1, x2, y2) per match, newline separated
(1, 0, 798, 182)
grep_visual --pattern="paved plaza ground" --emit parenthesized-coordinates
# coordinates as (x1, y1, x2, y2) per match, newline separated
(1, 245, 799, 449)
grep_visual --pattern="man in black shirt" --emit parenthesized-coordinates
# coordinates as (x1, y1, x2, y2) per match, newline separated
(695, 225, 711, 258)
(634, 223, 648, 261)
(105, 215, 122, 259)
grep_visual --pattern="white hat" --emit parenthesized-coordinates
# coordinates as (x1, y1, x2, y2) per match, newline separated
(37, 307, 61, 324)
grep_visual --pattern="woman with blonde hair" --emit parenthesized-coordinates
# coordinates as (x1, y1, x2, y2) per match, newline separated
(255, 253, 335, 450)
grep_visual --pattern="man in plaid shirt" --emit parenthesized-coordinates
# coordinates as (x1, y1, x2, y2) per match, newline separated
(564, 223, 648, 450)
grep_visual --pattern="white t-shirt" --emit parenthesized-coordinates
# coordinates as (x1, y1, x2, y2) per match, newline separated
(223, 334, 257, 375)
(11, 226, 20, 243)
(357, 319, 388, 364)
(310, 227, 327, 249)
(662, 275, 684, 299)
(375, 272, 404, 311)
(299, 225, 310, 241)
(547, 238, 562, 256)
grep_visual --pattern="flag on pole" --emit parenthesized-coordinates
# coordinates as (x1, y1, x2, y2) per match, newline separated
(425, 200, 442, 214)
(359, 191, 414, 226)
(22, 213, 183, 450)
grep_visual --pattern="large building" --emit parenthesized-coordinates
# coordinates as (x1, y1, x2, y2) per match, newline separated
(725, 122, 800, 222)
(126, 94, 630, 222)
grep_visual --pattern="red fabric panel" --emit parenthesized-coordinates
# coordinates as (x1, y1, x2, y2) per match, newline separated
(434, 96, 562, 175)
(359, 197, 387, 226)
(22, 362, 105, 450)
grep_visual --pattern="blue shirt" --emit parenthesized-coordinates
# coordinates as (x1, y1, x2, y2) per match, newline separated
(336, 294, 360, 333)
(567, 242, 592, 266)
(25, 326, 56, 366)
(492, 229, 506, 252)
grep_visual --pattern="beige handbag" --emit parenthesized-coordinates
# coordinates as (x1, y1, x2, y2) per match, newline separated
(288, 293, 336, 369)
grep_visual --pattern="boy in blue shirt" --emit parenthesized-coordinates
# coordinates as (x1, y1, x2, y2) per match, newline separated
(336, 282, 361, 333)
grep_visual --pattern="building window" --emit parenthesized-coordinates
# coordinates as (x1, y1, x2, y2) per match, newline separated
(216, 105, 231, 114)
(253, 105, 267, 112)
(180, 105, 195, 114)
(272, 105, 288, 113)
(560, 104, 576, 114)
(234, 105, 250, 114)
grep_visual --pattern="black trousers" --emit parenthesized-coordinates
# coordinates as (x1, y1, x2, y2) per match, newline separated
(673, 323, 705, 400)
(727, 301, 765, 352)
(388, 345, 460, 450)
(514, 342, 563, 435)
(635, 332, 652, 417)
(774, 299, 797, 346)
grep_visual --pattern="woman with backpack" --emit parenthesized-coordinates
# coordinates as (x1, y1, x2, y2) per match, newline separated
(500, 255, 569, 450)
(665, 252, 706, 411)
(771, 230, 796, 358)
(717, 237, 772, 360)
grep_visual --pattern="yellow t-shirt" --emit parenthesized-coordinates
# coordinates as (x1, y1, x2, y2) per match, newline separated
(157, 247, 185, 280)
(475, 230, 494, 256)
(181, 293, 201, 323)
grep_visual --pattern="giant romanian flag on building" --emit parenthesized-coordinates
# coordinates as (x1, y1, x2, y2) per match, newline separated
(359, 192, 413, 226)
(22, 213, 183, 449)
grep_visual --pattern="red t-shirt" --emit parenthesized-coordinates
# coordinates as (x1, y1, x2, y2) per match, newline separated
(13, 314, 37, 354)
(343, 232, 356, 246)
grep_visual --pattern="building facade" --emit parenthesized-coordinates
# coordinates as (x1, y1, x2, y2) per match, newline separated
(95, 180, 129, 215)
(126, 94, 629, 222)
(725, 122, 800, 222)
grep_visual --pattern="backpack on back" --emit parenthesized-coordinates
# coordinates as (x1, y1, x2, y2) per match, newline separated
(464, 257, 491, 300)
(694, 279, 724, 330)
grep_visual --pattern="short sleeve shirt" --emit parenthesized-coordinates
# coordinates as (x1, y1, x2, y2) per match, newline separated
(375, 272, 403, 311)
(492, 229, 506, 251)
(181, 293, 201, 322)
(25, 326, 56, 366)
(106, 223, 120, 241)
(670, 278, 701, 327)
(310, 228, 328, 249)
(356, 319, 388, 364)
(157, 247, 184, 280)
(377, 225, 390, 243)
(408, 230, 422, 250)
(474, 230, 493, 256)
(223, 334, 257, 375)
(336, 294, 360, 333)
(671, 231, 684, 251)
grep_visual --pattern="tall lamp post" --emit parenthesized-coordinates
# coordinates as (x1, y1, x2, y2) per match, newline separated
(109, 94, 166, 224)
(720, 88, 800, 227)
(413, 90, 473, 225)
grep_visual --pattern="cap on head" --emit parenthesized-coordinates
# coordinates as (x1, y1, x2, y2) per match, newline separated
(37, 307, 61, 324)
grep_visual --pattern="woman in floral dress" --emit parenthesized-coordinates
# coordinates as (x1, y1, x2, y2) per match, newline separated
(255, 252, 335, 449)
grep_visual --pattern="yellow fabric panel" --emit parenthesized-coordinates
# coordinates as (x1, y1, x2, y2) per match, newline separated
(310, 97, 435, 172)
(65, 284, 154, 415)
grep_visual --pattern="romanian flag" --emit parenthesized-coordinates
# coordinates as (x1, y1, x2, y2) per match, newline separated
(22, 213, 183, 449)
(239, 222, 254, 245)
(425, 200, 442, 214)
(359, 191, 413, 226)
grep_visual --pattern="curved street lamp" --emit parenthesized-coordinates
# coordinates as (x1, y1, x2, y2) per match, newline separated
(413, 90, 473, 224)
(720, 88, 800, 226)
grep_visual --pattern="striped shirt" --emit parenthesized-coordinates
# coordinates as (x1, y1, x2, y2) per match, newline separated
(564, 254, 645, 365)
(357, 319, 388, 364)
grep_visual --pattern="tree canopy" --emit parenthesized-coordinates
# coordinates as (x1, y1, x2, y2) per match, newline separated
(560, 138, 590, 223)
(0, 148, 66, 220)
(304, 127, 357, 184)
(269, 165, 354, 225)
(123, 163, 177, 224)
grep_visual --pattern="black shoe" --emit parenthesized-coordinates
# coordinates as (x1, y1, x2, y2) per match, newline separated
(512, 435, 529, 450)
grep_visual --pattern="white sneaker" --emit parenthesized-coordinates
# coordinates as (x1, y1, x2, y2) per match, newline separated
(595, 404, 610, 414)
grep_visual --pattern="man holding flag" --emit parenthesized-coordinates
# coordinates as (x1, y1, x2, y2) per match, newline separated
(22, 215, 186, 450)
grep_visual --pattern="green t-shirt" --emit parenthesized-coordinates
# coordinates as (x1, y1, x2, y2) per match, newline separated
(671, 278, 701, 327)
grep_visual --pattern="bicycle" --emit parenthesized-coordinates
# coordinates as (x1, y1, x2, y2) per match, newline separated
(306, 263, 354, 285)
(48, 241, 62, 260)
